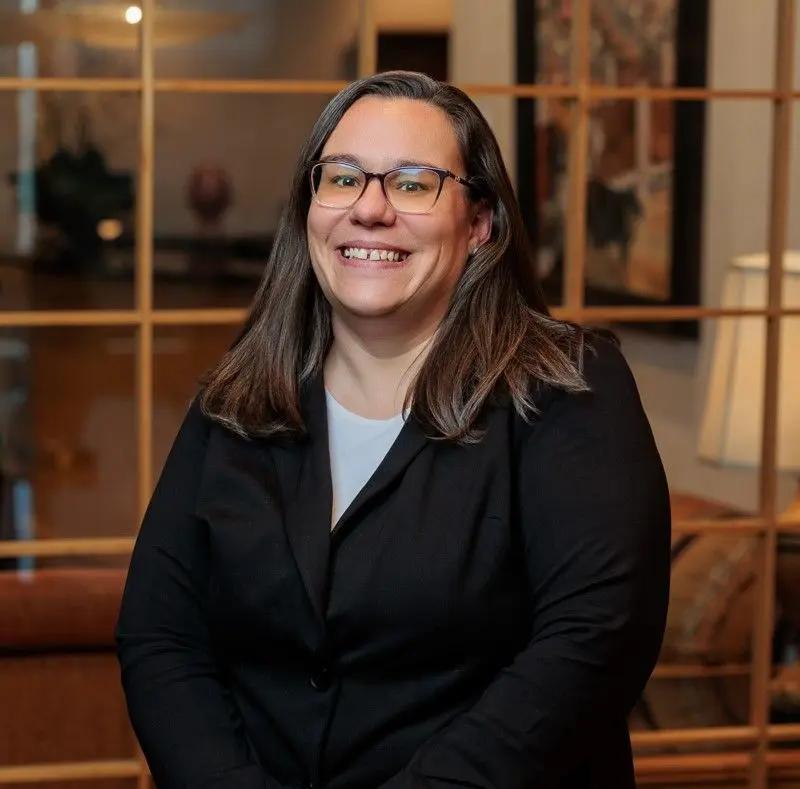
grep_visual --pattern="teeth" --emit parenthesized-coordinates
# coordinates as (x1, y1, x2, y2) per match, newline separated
(341, 247, 408, 262)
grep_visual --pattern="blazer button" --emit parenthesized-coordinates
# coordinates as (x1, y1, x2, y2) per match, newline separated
(309, 665, 331, 691)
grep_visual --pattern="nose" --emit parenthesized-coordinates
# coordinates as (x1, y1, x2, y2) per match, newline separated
(348, 175, 396, 226)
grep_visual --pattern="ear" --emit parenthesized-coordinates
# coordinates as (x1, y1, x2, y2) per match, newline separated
(467, 198, 494, 253)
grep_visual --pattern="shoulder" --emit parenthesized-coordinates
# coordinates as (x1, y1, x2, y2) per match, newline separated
(530, 328, 639, 413)
(169, 390, 214, 457)
(518, 330, 650, 451)
(514, 330, 669, 525)
(577, 330, 640, 407)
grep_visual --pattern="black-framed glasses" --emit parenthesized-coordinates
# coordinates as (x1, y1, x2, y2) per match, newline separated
(309, 159, 474, 214)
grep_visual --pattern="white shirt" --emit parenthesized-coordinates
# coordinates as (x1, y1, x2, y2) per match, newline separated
(325, 390, 406, 528)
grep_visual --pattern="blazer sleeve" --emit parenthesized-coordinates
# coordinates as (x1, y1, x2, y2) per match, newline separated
(378, 337, 672, 789)
(115, 397, 280, 789)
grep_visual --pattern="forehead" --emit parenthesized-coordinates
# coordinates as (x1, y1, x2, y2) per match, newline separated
(320, 96, 463, 172)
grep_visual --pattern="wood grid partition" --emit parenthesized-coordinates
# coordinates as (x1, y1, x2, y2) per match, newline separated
(0, 0, 798, 786)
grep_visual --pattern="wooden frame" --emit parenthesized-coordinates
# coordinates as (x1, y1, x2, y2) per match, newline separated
(0, 0, 797, 785)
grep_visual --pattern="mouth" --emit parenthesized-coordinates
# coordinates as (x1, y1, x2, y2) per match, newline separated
(335, 245, 412, 268)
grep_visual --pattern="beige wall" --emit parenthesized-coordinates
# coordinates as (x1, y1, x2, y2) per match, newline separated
(450, 0, 517, 189)
(374, 0, 451, 32)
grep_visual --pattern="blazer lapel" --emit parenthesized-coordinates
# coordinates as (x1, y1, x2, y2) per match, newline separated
(329, 407, 429, 544)
(267, 372, 333, 629)
(268, 368, 432, 624)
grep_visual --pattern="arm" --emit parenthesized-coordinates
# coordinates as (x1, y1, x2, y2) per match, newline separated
(378, 338, 671, 789)
(115, 397, 278, 789)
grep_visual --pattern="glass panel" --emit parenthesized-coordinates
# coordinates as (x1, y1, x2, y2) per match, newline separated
(0, 564, 137, 769)
(630, 531, 755, 732)
(777, 318, 800, 524)
(152, 92, 335, 309)
(785, 102, 800, 310)
(154, 0, 359, 80)
(590, 0, 775, 90)
(600, 320, 762, 521)
(0, 91, 137, 310)
(773, 530, 800, 726)
(152, 323, 238, 475)
(0, 1, 140, 79)
(0, 327, 137, 553)
(531, 0, 573, 85)
(707, 0, 779, 92)
(580, 100, 771, 311)
(462, 95, 565, 306)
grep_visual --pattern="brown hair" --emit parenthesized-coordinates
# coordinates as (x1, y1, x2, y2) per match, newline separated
(200, 70, 612, 444)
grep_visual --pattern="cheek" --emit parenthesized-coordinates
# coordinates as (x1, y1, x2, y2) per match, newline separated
(306, 206, 334, 256)
(422, 201, 471, 254)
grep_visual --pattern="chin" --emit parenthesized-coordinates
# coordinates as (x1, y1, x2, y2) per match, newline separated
(333, 289, 407, 319)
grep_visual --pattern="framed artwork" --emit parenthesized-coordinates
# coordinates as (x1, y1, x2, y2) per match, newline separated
(516, 0, 709, 338)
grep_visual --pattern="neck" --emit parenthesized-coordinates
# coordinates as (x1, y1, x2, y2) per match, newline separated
(324, 311, 440, 419)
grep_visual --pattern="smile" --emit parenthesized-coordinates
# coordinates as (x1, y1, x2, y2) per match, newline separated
(338, 246, 410, 262)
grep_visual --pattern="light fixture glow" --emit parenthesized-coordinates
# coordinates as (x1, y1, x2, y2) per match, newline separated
(124, 6, 143, 25)
(97, 218, 124, 241)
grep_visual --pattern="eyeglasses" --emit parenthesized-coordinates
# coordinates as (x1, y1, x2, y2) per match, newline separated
(309, 159, 474, 215)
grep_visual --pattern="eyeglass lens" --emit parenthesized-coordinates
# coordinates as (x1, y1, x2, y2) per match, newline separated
(311, 162, 441, 213)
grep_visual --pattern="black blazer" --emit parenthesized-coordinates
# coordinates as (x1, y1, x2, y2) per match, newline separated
(115, 334, 671, 789)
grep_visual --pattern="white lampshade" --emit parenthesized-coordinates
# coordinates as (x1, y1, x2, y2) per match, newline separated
(697, 252, 800, 471)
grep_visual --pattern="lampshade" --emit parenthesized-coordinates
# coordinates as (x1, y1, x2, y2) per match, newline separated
(697, 252, 800, 471)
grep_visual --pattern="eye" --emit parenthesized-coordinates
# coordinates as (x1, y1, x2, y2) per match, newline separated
(395, 179, 429, 193)
(388, 168, 437, 195)
(330, 174, 361, 189)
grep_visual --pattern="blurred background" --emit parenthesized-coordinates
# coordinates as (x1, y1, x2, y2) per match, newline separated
(0, 0, 799, 787)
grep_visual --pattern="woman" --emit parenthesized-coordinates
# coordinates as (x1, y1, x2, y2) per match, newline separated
(116, 70, 671, 789)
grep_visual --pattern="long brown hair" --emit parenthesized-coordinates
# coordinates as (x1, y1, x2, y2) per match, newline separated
(200, 70, 611, 444)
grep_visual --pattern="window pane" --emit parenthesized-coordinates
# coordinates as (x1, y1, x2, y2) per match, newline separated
(631, 532, 755, 732)
(776, 318, 800, 523)
(574, 100, 771, 311)
(773, 529, 800, 726)
(589, 0, 776, 90)
(0, 91, 137, 311)
(784, 102, 800, 310)
(154, 0, 359, 80)
(0, 327, 137, 550)
(152, 92, 336, 309)
(0, 564, 137, 769)
(152, 323, 238, 475)
(0, 1, 139, 79)
(600, 320, 764, 520)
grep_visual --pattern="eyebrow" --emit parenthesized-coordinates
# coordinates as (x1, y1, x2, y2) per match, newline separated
(318, 153, 444, 170)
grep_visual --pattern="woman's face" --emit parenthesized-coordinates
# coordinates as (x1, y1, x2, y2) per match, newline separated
(306, 96, 492, 325)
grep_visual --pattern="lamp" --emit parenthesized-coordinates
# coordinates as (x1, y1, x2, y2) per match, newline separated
(697, 251, 800, 523)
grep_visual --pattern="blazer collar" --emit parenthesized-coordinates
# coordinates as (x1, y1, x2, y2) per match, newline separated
(267, 367, 430, 628)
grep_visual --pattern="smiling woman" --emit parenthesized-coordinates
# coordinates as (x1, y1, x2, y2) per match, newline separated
(116, 70, 671, 789)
